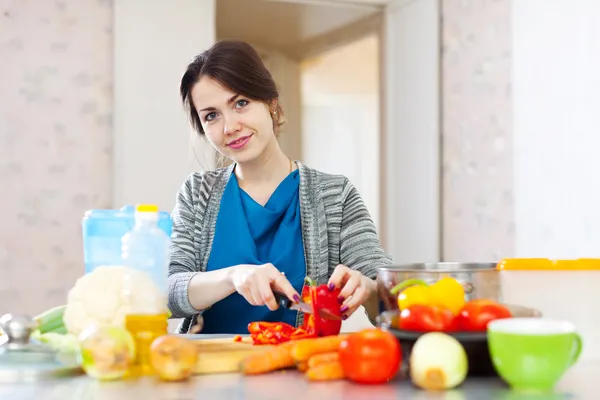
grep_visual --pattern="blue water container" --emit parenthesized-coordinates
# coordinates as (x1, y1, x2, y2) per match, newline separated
(82, 205, 172, 274)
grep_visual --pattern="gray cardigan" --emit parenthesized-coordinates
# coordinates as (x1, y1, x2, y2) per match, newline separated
(167, 161, 393, 333)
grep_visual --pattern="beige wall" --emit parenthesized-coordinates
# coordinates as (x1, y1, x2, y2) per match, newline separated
(0, 0, 113, 316)
(442, 0, 600, 260)
(0, 0, 216, 317)
(300, 35, 381, 231)
(383, 0, 441, 263)
(441, 0, 514, 261)
(256, 46, 303, 162)
(113, 0, 216, 211)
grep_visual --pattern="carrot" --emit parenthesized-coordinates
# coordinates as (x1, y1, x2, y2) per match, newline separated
(240, 341, 296, 375)
(291, 335, 348, 362)
(307, 351, 339, 369)
(297, 361, 308, 372)
(305, 361, 345, 381)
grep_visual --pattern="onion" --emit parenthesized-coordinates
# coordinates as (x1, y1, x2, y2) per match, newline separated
(78, 325, 135, 381)
(150, 335, 199, 381)
(409, 332, 468, 390)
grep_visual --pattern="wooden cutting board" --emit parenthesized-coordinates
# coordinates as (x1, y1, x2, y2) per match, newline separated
(194, 336, 272, 375)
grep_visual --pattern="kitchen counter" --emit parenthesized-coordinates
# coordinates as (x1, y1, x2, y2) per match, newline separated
(0, 364, 593, 400)
(0, 335, 594, 400)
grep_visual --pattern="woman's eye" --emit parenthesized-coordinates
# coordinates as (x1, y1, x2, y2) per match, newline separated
(235, 99, 249, 108)
(205, 112, 217, 122)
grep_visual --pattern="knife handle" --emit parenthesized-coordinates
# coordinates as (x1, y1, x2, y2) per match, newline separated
(273, 291, 293, 309)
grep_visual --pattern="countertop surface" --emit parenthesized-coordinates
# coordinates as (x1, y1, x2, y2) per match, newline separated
(0, 335, 594, 400)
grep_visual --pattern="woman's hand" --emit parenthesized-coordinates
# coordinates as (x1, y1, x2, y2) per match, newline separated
(328, 264, 377, 319)
(229, 263, 300, 311)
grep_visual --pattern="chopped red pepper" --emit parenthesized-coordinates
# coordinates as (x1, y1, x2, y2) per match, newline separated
(247, 321, 303, 345)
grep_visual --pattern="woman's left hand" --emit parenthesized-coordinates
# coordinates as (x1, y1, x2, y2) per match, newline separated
(327, 264, 377, 320)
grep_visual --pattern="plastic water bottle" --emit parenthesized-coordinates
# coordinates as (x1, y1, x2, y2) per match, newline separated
(121, 204, 171, 376)
(121, 204, 170, 294)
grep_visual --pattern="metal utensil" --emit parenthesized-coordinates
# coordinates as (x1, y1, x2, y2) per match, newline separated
(0, 313, 82, 382)
(273, 291, 341, 321)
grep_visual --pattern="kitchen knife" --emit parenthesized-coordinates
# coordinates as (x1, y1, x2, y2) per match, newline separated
(273, 291, 341, 321)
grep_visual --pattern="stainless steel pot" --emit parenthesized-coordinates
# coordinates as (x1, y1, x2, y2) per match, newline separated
(377, 262, 501, 312)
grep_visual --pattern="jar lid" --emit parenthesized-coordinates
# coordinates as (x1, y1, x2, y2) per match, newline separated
(497, 258, 600, 271)
(0, 314, 82, 382)
(83, 205, 171, 220)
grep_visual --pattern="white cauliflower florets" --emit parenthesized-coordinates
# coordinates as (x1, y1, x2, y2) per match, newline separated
(63, 265, 167, 337)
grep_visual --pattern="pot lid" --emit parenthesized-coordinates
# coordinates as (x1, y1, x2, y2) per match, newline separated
(0, 314, 82, 382)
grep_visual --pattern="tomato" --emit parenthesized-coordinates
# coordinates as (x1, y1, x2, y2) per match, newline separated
(399, 305, 457, 332)
(456, 299, 512, 332)
(339, 328, 402, 384)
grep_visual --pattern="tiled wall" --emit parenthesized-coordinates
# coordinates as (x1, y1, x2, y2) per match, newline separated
(0, 0, 113, 315)
(441, 0, 514, 261)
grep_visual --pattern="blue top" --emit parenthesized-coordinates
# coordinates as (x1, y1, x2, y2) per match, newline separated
(201, 169, 307, 334)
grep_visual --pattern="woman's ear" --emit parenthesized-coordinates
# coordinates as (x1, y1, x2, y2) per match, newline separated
(270, 99, 278, 115)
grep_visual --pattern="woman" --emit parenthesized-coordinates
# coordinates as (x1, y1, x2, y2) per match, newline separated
(168, 39, 392, 334)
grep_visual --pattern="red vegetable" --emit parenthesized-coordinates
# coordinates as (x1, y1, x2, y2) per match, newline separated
(247, 321, 300, 345)
(300, 277, 343, 337)
(246, 277, 342, 344)
(339, 328, 402, 384)
(399, 304, 457, 332)
(455, 299, 512, 332)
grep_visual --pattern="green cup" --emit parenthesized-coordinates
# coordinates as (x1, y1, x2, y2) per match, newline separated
(488, 318, 583, 392)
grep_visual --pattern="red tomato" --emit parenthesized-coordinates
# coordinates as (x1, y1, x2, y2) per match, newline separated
(399, 305, 457, 332)
(456, 299, 512, 332)
(339, 328, 402, 384)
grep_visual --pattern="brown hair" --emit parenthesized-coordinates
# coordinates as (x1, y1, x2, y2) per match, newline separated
(180, 39, 284, 136)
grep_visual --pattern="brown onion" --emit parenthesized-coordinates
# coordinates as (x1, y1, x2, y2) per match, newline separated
(150, 335, 199, 381)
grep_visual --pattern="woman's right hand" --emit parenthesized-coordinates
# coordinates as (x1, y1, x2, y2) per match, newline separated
(229, 263, 300, 311)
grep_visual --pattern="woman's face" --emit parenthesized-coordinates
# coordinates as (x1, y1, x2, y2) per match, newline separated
(191, 76, 277, 165)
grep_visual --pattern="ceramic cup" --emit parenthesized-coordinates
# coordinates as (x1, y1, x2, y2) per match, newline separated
(488, 318, 582, 392)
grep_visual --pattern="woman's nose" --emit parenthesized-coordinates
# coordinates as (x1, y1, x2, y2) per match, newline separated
(223, 115, 242, 135)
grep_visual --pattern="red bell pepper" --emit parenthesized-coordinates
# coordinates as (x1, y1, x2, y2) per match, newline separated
(300, 277, 342, 337)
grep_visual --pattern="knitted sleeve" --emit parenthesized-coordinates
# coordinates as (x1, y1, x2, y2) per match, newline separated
(167, 173, 203, 318)
(339, 178, 393, 279)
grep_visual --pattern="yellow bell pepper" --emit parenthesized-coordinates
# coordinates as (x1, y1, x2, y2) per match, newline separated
(390, 276, 466, 315)
(396, 284, 431, 310)
(428, 277, 466, 315)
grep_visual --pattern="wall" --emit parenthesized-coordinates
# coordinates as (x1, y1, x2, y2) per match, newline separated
(254, 46, 303, 162)
(300, 35, 381, 230)
(512, 0, 600, 258)
(441, 0, 514, 261)
(383, 0, 440, 263)
(0, 0, 113, 315)
(0, 0, 217, 317)
(113, 0, 216, 212)
(442, 0, 600, 260)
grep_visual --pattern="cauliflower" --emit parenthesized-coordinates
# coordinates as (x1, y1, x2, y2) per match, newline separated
(63, 265, 167, 337)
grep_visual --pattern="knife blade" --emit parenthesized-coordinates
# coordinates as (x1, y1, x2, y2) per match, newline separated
(273, 291, 341, 321)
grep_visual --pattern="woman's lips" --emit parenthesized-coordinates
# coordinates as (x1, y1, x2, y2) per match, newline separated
(227, 134, 252, 150)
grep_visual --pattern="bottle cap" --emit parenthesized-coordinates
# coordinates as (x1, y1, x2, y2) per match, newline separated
(136, 204, 159, 213)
